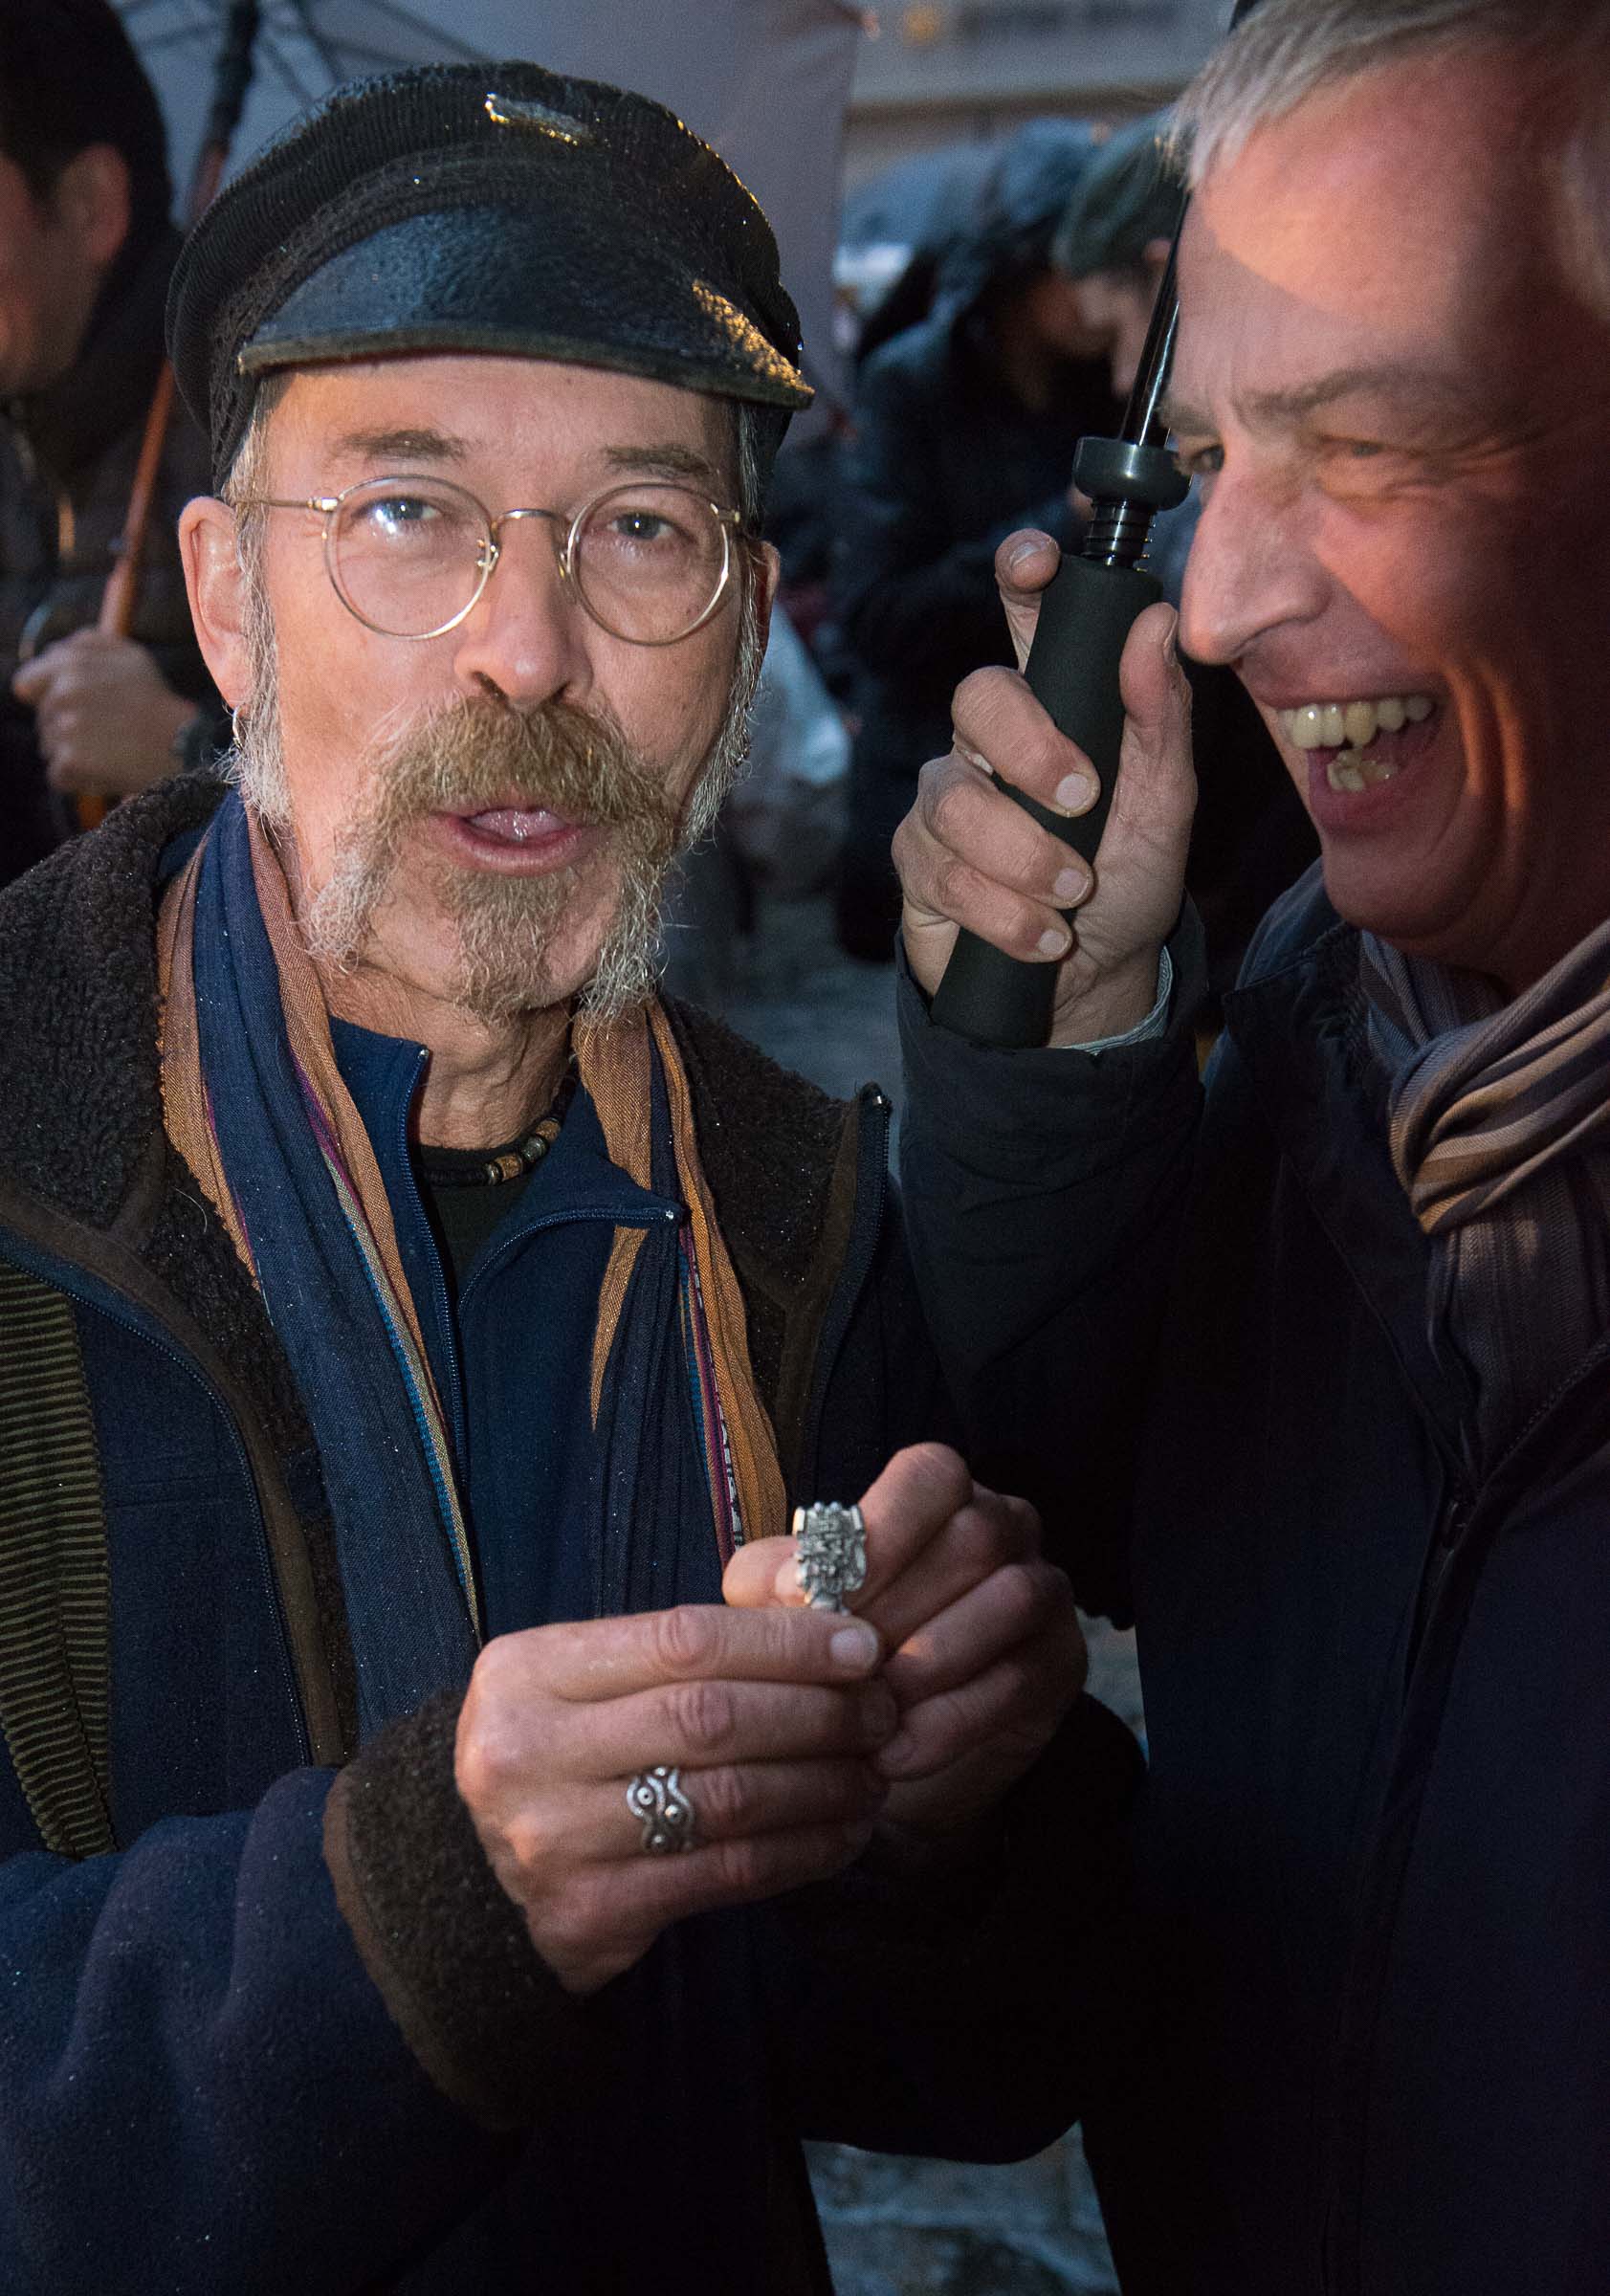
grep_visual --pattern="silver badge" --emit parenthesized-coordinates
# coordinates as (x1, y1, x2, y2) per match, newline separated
(792, 1502, 868, 1613)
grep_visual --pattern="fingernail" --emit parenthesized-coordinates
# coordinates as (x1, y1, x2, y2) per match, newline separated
(1162, 611, 1180, 668)
(876, 1732, 917, 1776)
(1053, 866, 1088, 904)
(1037, 926, 1071, 959)
(830, 1622, 880, 1672)
(1055, 771, 1095, 811)
(1007, 535, 1045, 570)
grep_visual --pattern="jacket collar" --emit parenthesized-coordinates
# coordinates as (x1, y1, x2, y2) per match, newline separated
(0, 773, 224, 1247)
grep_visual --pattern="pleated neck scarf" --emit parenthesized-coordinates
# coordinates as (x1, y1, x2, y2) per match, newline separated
(157, 793, 783, 1738)
(1361, 918, 1610, 1469)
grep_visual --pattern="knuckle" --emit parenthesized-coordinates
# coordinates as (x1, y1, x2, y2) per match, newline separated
(994, 1558, 1045, 1628)
(457, 1648, 544, 1799)
(951, 664, 1007, 730)
(983, 1497, 1036, 1561)
(652, 1603, 717, 1677)
(927, 853, 978, 922)
(951, 1503, 1009, 1577)
(695, 1763, 752, 1835)
(904, 1441, 972, 1515)
(551, 1870, 613, 1953)
(928, 771, 983, 853)
(500, 1810, 555, 1882)
(670, 1677, 739, 1758)
(533, 1902, 588, 1968)
(472, 1629, 532, 1709)
(454, 1717, 515, 1808)
(995, 1649, 1039, 1718)
(709, 1835, 766, 1899)
(914, 752, 956, 815)
(931, 851, 969, 919)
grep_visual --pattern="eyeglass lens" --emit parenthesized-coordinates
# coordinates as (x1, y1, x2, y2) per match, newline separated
(328, 476, 729, 643)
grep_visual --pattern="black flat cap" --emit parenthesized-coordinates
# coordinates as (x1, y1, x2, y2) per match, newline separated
(167, 60, 812, 490)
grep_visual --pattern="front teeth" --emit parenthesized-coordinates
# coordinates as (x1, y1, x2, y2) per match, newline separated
(1325, 750, 1407, 793)
(1280, 694, 1435, 751)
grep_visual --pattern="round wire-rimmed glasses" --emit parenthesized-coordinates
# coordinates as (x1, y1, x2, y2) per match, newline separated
(236, 473, 744, 647)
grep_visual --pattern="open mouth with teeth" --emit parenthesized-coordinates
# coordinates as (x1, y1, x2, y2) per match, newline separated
(1277, 694, 1439, 792)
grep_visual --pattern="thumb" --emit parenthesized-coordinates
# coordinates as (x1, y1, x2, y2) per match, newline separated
(1117, 603, 1183, 729)
(994, 529, 1062, 673)
(1117, 604, 1193, 784)
(1098, 602, 1197, 891)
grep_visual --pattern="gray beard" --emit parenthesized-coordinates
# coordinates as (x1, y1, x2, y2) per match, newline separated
(229, 592, 759, 1027)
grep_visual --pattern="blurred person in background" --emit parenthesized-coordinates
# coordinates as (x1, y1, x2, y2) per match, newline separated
(830, 121, 1125, 958)
(1050, 115, 1175, 410)
(0, 0, 219, 886)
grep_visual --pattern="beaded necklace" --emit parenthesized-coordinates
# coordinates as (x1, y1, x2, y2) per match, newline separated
(415, 1072, 575, 1189)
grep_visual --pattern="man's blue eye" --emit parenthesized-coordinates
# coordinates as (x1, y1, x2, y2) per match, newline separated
(368, 496, 438, 534)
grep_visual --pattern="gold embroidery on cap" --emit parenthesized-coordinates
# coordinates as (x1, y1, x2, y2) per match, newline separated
(484, 92, 594, 144)
(691, 280, 805, 393)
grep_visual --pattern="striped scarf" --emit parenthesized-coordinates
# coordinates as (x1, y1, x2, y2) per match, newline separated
(157, 797, 784, 1735)
(1361, 921, 1610, 1468)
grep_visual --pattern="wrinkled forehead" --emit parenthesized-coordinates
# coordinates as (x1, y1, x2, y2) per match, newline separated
(251, 352, 738, 491)
(1173, 52, 1556, 409)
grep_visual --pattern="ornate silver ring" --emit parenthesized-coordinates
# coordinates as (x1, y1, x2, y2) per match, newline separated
(627, 1764, 697, 1855)
(792, 1500, 869, 1613)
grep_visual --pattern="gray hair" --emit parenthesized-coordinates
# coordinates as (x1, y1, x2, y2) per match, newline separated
(1172, 0, 1610, 317)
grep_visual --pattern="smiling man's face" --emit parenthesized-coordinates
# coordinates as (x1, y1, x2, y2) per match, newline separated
(196, 353, 761, 1032)
(1172, 49, 1610, 990)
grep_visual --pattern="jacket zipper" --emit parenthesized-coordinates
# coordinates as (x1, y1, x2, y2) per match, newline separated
(396, 1048, 471, 1470)
(797, 1086, 891, 1495)
(397, 1048, 676, 1475)
(1401, 1489, 1471, 1686)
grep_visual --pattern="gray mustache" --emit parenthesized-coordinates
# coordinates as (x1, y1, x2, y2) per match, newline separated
(369, 695, 679, 837)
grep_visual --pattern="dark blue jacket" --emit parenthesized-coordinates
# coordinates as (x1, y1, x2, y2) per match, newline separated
(0, 778, 1140, 2293)
(900, 876, 1610, 2296)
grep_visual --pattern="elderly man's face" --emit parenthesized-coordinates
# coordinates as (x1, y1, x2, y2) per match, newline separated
(1173, 52, 1610, 989)
(223, 356, 758, 1025)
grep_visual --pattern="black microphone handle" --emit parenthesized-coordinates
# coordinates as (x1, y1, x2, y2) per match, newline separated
(929, 552, 1165, 1048)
